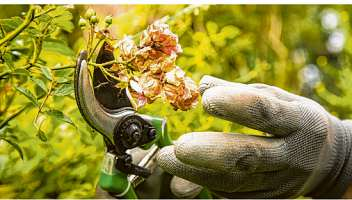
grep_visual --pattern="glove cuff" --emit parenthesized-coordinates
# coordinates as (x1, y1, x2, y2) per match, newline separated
(310, 120, 352, 198)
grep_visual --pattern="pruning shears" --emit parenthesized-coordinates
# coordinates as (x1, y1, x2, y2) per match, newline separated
(74, 43, 212, 199)
(74, 42, 173, 198)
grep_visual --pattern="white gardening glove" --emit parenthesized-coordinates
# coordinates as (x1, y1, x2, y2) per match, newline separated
(157, 75, 352, 198)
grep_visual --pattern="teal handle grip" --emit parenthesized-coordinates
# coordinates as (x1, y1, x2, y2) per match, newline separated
(98, 115, 212, 199)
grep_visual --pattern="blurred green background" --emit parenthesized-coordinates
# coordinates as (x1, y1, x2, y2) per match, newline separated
(0, 4, 352, 198)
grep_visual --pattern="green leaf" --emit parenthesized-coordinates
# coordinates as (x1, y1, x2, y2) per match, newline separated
(3, 53, 14, 70)
(220, 26, 240, 39)
(0, 137, 24, 159)
(43, 39, 74, 57)
(31, 77, 47, 92)
(12, 68, 30, 76)
(206, 21, 219, 35)
(0, 16, 23, 32)
(56, 77, 70, 84)
(36, 129, 48, 142)
(40, 66, 52, 81)
(52, 84, 73, 96)
(45, 109, 74, 126)
(48, 7, 74, 32)
(26, 27, 42, 38)
(15, 86, 38, 106)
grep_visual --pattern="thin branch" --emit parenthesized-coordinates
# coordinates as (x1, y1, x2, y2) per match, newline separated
(0, 64, 31, 79)
(88, 38, 104, 60)
(34, 7, 55, 19)
(52, 64, 76, 70)
(0, 105, 28, 129)
(88, 60, 124, 67)
(34, 80, 54, 126)
(0, 6, 35, 47)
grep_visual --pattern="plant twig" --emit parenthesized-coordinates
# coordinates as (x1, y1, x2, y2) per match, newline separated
(0, 6, 35, 47)
(52, 64, 76, 70)
(34, 7, 55, 19)
(34, 80, 54, 126)
(88, 60, 122, 67)
(0, 105, 28, 129)
(88, 38, 104, 60)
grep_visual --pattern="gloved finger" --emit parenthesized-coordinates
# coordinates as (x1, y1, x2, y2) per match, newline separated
(202, 85, 301, 136)
(157, 145, 289, 194)
(157, 145, 248, 193)
(249, 83, 304, 102)
(199, 75, 251, 95)
(175, 132, 287, 173)
(170, 176, 203, 198)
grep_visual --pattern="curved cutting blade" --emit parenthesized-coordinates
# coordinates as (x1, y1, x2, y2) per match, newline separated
(74, 51, 134, 144)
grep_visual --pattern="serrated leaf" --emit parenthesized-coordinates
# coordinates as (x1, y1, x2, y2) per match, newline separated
(40, 66, 52, 81)
(52, 84, 73, 96)
(37, 129, 48, 142)
(43, 39, 74, 57)
(0, 16, 23, 32)
(45, 109, 74, 126)
(49, 7, 74, 32)
(15, 86, 38, 106)
(0, 137, 24, 159)
(31, 77, 47, 92)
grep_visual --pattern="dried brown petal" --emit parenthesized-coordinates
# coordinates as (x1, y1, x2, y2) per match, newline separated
(118, 36, 137, 61)
(161, 75, 199, 111)
(164, 66, 186, 86)
(140, 20, 182, 56)
(130, 73, 162, 100)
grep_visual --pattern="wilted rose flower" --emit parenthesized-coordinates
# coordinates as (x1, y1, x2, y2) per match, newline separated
(113, 20, 199, 111)
(164, 66, 186, 86)
(149, 53, 176, 74)
(161, 66, 199, 110)
(140, 20, 182, 56)
(129, 73, 162, 108)
(117, 36, 137, 61)
(162, 79, 199, 111)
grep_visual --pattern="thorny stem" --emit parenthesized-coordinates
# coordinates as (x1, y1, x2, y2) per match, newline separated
(0, 6, 35, 48)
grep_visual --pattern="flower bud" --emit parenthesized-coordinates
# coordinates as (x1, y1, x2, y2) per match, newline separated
(105, 15, 113, 26)
(78, 18, 87, 29)
(89, 15, 99, 24)
(84, 8, 96, 19)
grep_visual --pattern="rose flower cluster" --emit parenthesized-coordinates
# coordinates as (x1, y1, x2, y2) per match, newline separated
(116, 21, 199, 111)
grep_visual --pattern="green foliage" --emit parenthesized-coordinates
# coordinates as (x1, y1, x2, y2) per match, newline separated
(1, 4, 352, 198)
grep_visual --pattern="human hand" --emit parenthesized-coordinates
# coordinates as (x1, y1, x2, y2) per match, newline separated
(157, 75, 352, 198)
